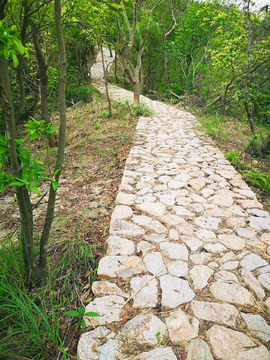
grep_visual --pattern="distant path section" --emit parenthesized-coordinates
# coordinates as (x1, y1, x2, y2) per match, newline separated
(77, 49, 270, 360)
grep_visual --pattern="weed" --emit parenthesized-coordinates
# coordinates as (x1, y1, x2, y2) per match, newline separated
(242, 169, 270, 192)
(155, 331, 161, 346)
(224, 151, 247, 170)
(64, 307, 99, 329)
(99, 110, 110, 119)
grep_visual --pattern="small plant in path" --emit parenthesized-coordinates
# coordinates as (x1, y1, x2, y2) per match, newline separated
(64, 307, 100, 329)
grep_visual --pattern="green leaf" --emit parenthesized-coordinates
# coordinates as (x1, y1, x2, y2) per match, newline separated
(30, 185, 40, 195)
(81, 319, 86, 329)
(77, 307, 84, 316)
(52, 181, 57, 191)
(84, 312, 100, 317)
(0, 146, 8, 155)
(9, 181, 25, 187)
(64, 310, 80, 317)
(12, 52, 18, 67)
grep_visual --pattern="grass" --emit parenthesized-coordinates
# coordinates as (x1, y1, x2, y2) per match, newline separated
(0, 90, 140, 358)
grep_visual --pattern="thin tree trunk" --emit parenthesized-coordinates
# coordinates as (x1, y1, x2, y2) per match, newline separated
(33, 33, 56, 147)
(243, 0, 255, 135)
(0, 56, 33, 278)
(39, 0, 66, 271)
(100, 42, 112, 117)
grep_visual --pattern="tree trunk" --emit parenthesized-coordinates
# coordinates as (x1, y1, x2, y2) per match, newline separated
(164, 50, 170, 89)
(243, 0, 255, 135)
(39, 0, 67, 272)
(100, 42, 112, 117)
(0, 56, 33, 278)
(133, 83, 140, 106)
(33, 34, 56, 147)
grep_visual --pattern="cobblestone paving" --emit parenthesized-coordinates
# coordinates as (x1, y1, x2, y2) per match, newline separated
(77, 48, 270, 359)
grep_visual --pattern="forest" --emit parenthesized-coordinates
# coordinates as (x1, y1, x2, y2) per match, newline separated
(0, 0, 270, 358)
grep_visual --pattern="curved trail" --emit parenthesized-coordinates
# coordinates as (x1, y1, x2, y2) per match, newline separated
(77, 48, 270, 360)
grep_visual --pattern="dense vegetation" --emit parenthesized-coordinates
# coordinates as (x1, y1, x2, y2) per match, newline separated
(0, 0, 270, 358)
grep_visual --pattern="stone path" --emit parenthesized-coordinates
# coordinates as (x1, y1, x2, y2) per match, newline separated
(77, 49, 270, 359)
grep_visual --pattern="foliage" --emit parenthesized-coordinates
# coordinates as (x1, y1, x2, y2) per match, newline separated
(243, 169, 270, 192)
(225, 150, 247, 170)
(0, 20, 25, 67)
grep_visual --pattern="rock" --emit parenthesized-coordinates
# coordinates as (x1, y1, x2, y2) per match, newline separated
(106, 236, 135, 255)
(168, 180, 186, 189)
(220, 261, 239, 270)
(261, 233, 270, 245)
(84, 295, 124, 326)
(208, 325, 259, 360)
(238, 200, 263, 209)
(249, 216, 270, 231)
(77, 327, 120, 360)
(169, 228, 179, 240)
(228, 205, 247, 217)
(218, 234, 245, 250)
(110, 220, 145, 237)
(165, 309, 199, 344)
(111, 205, 133, 220)
(189, 265, 214, 290)
(240, 253, 268, 270)
(233, 346, 270, 360)
(174, 206, 194, 217)
(136, 202, 166, 218)
(196, 229, 216, 241)
(162, 213, 185, 227)
(133, 215, 152, 226)
(92, 281, 129, 298)
(159, 194, 176, 206)
(146, 219, 167, 234)
(211, 194, 234, 207)
(241, 313, 270, 342)
(160, 242, 189, 260)
(201, 188, 215, 198)
(115, 192, 137, 205)
(136, 194, 156, 203)
(143, 252, 167, 275)
(191, 300, 239, 327)
(121, 314, 167, 345)
(247, 209, 269, 217)
(219, 251, 235, 264)
(130, 275, 158, 308)
(175, 174, 191, 182)
(160, 275, 195, 308)
(204, 243, 227, 253)
(236, 227, 257, 239)
(181, 236, 203, 251)
(190, 253, 212, 264)
(143, 234, 167, 244)
(98, 255, 146, 278)
(258, 273, 270, 290)
(167, 260, 189, 277)
(134, 347, 177, 360)
(214, 270, 239, 283)
(159, 175, 172, 184)
(188, 179, 206, 191)
(186, 338, 214, 360)
(265, 297, 270, 311)
(195, 217, 221, 230)
(226, 217, 246, 230)
(175, 196, 192, 207)
(210, 282, 257, 307)
(137, 241, 155, 256)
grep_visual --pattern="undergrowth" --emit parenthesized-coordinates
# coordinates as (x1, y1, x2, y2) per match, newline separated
(0, 91, 141, 358)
